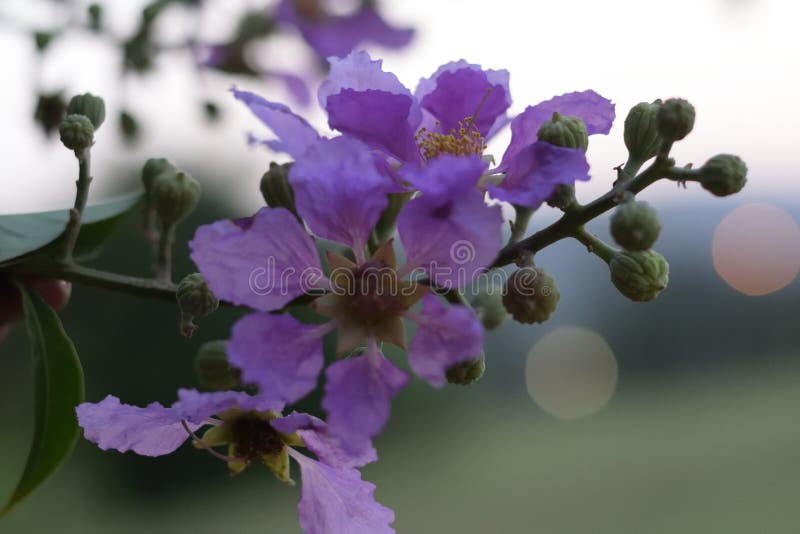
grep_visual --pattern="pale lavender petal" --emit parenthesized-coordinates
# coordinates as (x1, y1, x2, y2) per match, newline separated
(498, 90, 615, 171)
(290, 137, 393, 252)
(174, 389, 283, 422)
(231, 87, 321, 159)
(190, 207, 324, 311)
(408, 294, 483, 387)
(489, 141, 590, 210)
(275, 0, 413, 59)
(228, 313, 326, 405)
(318, 52, 421, 163)
(415, 60, 511, 138)
(290, 450, 395, 534)
(272, 412, 377, 469)
(76, 396, 191, 457)
(398, 159, 503, 288)
(322, 353, 408, 455)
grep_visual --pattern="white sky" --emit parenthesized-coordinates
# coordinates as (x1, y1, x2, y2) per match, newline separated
(0, 0, 798, 214)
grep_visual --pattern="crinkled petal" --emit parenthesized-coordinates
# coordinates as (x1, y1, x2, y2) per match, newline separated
(408, 294, 483, 387)
(398, 158, 503, 288)
(272, 412, 378, 469)
(174, 389, 283, 422)
(318, 52, 421, 163)
(290, 450, 395, 534)
(190, 207, 324, 311)
(231, 87, 321, 159)
(400, 154, 487, 198)
(276, 0, 413, 59)
(322, 353, 408, 455)
(76, 396, 191, 457)
(489, 141, 590, 210)
(290, 137, 393, 252)
(415, 60, 511, 139)
(498, 90, 615, 171)
(228, 313, 327, 405)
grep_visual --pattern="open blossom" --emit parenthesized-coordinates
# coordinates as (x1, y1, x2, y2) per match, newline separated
(190, 137, 500, 454)
(76, 390, 394, 534)
(237, 50, 614, 209)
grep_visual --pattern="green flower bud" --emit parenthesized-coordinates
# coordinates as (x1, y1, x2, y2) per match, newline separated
(656, 98, 695, 141)
(177, 273, 219, 337)
(203, 101, 220, 122)
(119, 110, 139, 141)
(67, 93, 106, 129)
(471, 284, 508, 331)
(87, 3, 103, 31)
(536, 112, 588, 150)
(141, 157, 177, 196)
(195, 340, 241, 391)
(237, 12, 275, 41)
(546, 184, 577, 211)
(260, 162, 297, 215)
(152, 170, 201, 227)
(446, 354, 485, 385)
(624, 100, 663, 161)
(34, 31, 55, 52)
(609, 250, 669, 302)
(502, 267, 560, 324)
(697, 154, 747, 197)
(58, 114, 94, 152)
(610, 200, 661, 252)
(34, 92, 67, 136)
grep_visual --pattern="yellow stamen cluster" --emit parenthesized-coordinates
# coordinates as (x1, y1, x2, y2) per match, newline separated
(415, 118, 487, 161)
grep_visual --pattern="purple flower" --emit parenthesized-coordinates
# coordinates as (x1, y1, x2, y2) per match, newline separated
(190, 141, 498, 454)
(234, 50, 614, 209)
(275, 0, 414, 59)
(76, 391, 395, 534)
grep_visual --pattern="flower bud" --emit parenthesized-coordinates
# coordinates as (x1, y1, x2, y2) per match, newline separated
(697, 154, 747, 197)
(656, 98, 695, 141)
(537, 112, 588, 150)
(59, 114, 95, 152)
(609, 250, 669, 302)
(141, 157, 177, 196)
(195, 340, 241, 391)
(546, 184, 577, 211)
(471, 284, 508, 331)
(624, 100, 662, 161)
(203, 100, 220, 122)
(119, 110, 139, 141)
(88, 3, 103, 31)
(446, 354, 485, 385)
(610, 201, 661, 252)
(152, 170, 201, 227)
(177, 273, 219, 337)
(502, 267, 560, 324)
(34, 31, 54, 52)
(260, 162, 297, 215)
(34, 92, 67, 136)
(67, 93, 106, 129)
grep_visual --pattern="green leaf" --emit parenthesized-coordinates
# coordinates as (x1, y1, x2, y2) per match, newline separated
(0, 191, 143, 265)
(1, 284, 85, 515)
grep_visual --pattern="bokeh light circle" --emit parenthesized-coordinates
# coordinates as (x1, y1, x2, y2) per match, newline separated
(712, 203, 800, 296)
(525, 326, 618, 420)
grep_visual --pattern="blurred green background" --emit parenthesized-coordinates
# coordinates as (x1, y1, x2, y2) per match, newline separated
(1, 190, 798, 533)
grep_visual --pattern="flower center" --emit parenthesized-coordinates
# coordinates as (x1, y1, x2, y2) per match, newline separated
(415, 117, 486, 161)
(231, 415, 285, 460)
(339, 260, 408, 324)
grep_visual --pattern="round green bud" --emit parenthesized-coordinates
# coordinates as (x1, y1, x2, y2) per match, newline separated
(471, 284, 508, 331)
(502, 267, 560, 324)
(87, 3, 103, 31)
(446, 355, 485, 386)
(34, 92, 67, 136)
(141, 157, 177, 196)
(537, 112, 589, 150)
(203, 101, 220, 122)
(177, 273, 219, 337)
(697, 154, 747, 197)
(152, 170, 201, 226)
(656, 98, 695, 141)
(67, 93, 106, 129)
(34, 31, 54, 52)
(624, 100, 663, 161)
(119, 110, 139, 141)
(260, 162, 298, 215)
(195, 340, 241, 391)
(546, 184, 577, 211)
(58, 114, 95, 151)
(610, 200, 661, 252)
(609, 250, 669, 302)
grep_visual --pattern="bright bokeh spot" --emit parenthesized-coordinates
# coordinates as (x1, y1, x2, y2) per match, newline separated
(525, 326, 618, 420)
(712, 203, 800, 296)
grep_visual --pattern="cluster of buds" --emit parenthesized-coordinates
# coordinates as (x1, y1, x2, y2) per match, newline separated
(58, 93, 105, 153)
